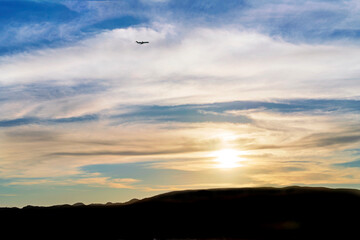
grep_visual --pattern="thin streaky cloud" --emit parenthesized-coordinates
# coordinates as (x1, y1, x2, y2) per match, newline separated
(1, 0, 360, 207)
(48, 147, 213, 157)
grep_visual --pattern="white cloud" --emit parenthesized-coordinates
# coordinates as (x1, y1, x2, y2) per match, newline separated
(1, 24, 360, 189)
(1, 25, 360, 120)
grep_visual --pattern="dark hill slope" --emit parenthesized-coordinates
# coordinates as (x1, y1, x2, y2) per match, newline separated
(1, 186, 360, 240)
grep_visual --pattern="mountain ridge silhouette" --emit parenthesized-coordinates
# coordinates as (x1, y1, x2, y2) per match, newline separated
(1, 186, 359, 240)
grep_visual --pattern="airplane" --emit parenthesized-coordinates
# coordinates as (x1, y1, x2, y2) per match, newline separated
(136, 41, 149, 45)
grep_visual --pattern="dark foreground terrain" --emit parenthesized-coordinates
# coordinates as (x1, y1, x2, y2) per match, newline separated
(1, 186, 360, 240)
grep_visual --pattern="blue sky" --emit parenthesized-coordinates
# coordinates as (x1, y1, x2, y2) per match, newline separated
(2, 0, 360, 55)
(1, 0, 360, 207)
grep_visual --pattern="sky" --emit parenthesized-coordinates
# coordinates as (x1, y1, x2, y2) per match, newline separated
(1, 0, 360, 207)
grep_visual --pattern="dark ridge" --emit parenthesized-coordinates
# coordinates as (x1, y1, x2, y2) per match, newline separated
(72, 202, 85, 207)
(16, 198, 140, 209)
(1, 186, 360, 240)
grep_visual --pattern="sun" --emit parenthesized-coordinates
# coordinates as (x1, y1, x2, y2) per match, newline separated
(211, 149, 245, 169)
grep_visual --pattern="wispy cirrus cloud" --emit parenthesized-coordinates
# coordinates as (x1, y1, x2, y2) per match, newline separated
(2, 0, 360, 207)
(2, 0, 360, 56)
(2, 25, 360, 124)
(0, 115, 98, 127)
(0, 0, 149, 55)
(334, 159, 360, 168)
(5, 176, 140, 189)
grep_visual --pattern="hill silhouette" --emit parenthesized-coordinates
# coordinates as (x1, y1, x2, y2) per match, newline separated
(1, 186, 359, 240)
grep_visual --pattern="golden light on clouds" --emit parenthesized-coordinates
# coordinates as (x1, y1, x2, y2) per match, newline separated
(2, 0, 360, 209)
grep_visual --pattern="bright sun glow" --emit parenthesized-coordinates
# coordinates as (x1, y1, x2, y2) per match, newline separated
(211, 149, 246, 169)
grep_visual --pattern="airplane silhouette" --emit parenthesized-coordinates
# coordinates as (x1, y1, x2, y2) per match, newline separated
(136, 41, 149, 45)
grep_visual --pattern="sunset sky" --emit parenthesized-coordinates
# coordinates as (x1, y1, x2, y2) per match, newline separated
(2, 0, 360, 207)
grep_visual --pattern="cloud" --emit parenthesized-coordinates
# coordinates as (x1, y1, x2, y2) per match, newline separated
(72, 177, 140, 189)
(1, 97, 360, 185)
(164, 0, 248, 17)
(0, 1, 79, 54)
(2, 25, 360, 124)
(0, 1, 150, 55)
(113, 104, 251, 124)
(0, 194, 17, 197)
(2, 0, 360, 56)
(141, 183, 255, 192)
(0, 115, 98, 127)
(78, 156, 360, 192)
(84, 16, 147, 32)
(5, 177, 141, 189)
(4, 130, 59, 142)
(2, 1, 360, 203)
(80, 161, 258, 189)
(113, 99, 360, 124)
(142, 0, 360, 43)
(3, 98, 360, 128)
(48, 148, 210, 157)
(300, 134, 360, 148)
(6, 179, 52, 186)
(245, 134, 360, 151)
(0, 81, 107, 102)
(334, 160, 360, 168)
